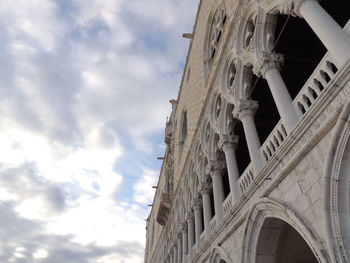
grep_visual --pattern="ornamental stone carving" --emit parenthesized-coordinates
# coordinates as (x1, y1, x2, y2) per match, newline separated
(186, 211, 194, 221)
(181, 223, 187, 232)
(281, 0, 317, 17)
(192, 197, 203, 210)
(220, 134, 239, 152)
(209, 7, 227, 58)
(232, 99, 259, 120)
(253, 51, 284, 77)
(210, 160, 227, 174)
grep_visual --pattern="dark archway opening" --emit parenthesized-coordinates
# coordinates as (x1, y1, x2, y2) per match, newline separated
(234, 120, 250, 175)
(256, 218, 318, 263)
(273, 15, 326, 99)
(200, 202, 205, 234)
(222, 169, 230, 198)
(209, 185, 215, 219)
(320, 0, 349, 28)
(250, 73, 280, 144)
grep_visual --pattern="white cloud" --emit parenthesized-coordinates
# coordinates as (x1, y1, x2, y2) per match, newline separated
(0, 0, 199, 262)
(0, 0, 66, 51)
(133, 168, 158, 205)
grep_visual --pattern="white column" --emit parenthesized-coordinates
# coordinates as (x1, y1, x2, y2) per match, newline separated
(210, 161, 226, 220)
(181, 223, 188, 258)
(177, 236, 182, 262)
(233, 100, 264, 173)
(254, 52, 299, 132)
(192, 198, 203, 248)
(186, 212, 195, 256)
(299, 0, 350, 67)
(170, 250, 174, 263)
(200, 184, 212, 237)
(221, 135, 241, 199)
(173, 245, 178, 263)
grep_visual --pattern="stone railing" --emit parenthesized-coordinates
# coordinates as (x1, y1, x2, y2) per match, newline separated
(191, 246, 195, 257)
(293, 20, 350, 117)
(260, 120, 288, 162)
(293, 54, 338, 116)
(209, 216, 217, 233)
(200, 232, 205, 246)
(237, 164, 254, 193)
(223, 192, 234, 216)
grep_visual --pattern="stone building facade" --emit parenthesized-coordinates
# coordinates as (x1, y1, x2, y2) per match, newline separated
(144, 0, 350, 262)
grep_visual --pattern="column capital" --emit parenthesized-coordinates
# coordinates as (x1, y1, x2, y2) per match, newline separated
(233, 99, 258, 121)
(177, 233, 183, 241)
(192, 197, 202, 210)
(281, 0, 318, 17)
(209, 160, 227, 176)
(220, 134, 239, 152)
(200, 182, 211, 195)
(253, 51, 284, 77)
(186, 211, 194, 221)
(181, 223, 188, 232)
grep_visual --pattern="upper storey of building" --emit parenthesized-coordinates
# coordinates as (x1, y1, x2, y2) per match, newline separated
(145, 0, 350, 262)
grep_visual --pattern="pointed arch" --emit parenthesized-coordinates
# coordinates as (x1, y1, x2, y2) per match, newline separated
(242, 197, 330, 263)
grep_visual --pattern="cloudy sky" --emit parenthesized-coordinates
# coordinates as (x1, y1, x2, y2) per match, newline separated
(0, 0, 198, 262)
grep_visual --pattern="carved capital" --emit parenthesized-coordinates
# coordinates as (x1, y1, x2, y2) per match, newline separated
(186, 211, 194, 221)
(220, 134, 239, 151)
(209, 160, 227, 177)
(192, 197, 202, 210)
(233, 99, 258, 120)
(281, 0, 318, 17)
(253, 52, 284, 77)
(200, 182, 211, 195)
(181, 223, 188, 232)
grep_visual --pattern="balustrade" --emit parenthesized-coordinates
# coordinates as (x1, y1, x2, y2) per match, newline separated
(209, 216, 217, 233)
(238, 164, 254, 193)
(293, 54, 338, 116)
(223, 193, 234, 216)
(260, 121, 288, 162)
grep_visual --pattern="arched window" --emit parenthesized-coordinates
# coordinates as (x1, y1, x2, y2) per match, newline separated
(179, 111, 188, 152)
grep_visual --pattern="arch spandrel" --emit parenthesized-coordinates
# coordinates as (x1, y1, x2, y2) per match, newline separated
(254, 6, 279, 54)
(220, 102, 236, 137)
(209, 246, 233, 263)
(324, 99, 350, 263)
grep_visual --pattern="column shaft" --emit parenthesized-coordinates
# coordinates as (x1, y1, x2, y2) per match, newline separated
(201, 191, 212, 237)
(193, 206, 203, 248)
(265, 67, 298, 132)
(182, 228, 188, 257)
(223, 144, 241, 199)
(241, 113, 263, 173)
(300, 0, 350, 67)
(173, 246, 178, 263)
(177, 238, 182, 262)
(211, 171, 225, 219)
(186, 217, 195, 256)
